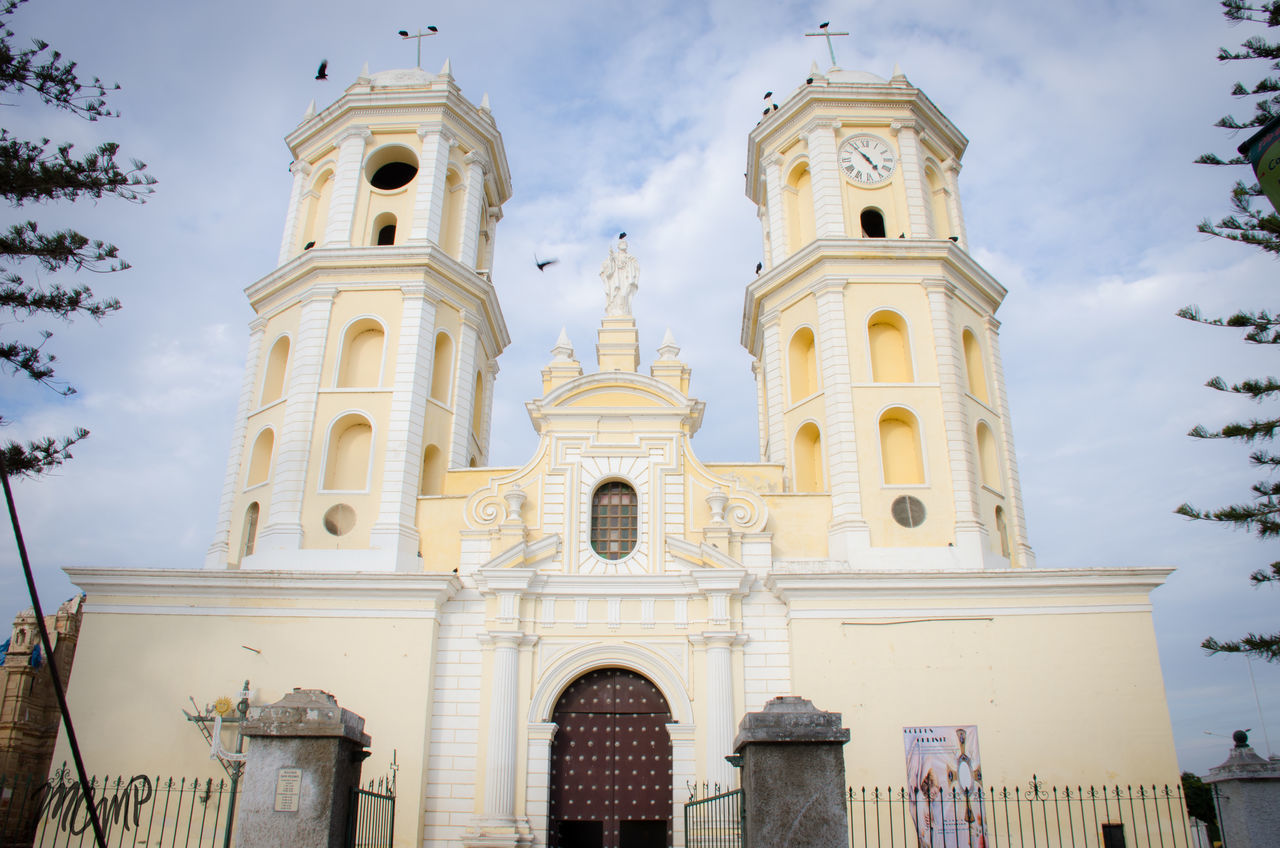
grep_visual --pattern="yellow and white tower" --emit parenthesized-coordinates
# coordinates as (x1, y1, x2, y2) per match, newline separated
(743, 64, 1035, 570)
(204, 63, 512, 572)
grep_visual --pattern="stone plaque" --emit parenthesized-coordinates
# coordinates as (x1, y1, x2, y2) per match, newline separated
(274, 767, 302, 812)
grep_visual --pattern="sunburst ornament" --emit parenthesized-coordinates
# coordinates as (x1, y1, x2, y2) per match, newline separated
(213, 696, 234, 716)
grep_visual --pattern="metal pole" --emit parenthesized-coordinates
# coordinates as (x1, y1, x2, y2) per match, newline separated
(0, 459, 108, 848)
(1245, 655, 1273, 757)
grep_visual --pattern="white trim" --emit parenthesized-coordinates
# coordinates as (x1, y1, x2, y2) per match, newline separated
(83, 603, 445, 619)
(65, 566, 461, 601)
(318, 410, 377, 493)
(331, 314, 389, 388)
(526, 643, 695, 725)
(789, 603, 1156, 619)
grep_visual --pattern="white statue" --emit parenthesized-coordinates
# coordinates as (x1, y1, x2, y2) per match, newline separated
(600, 237, 639, 317)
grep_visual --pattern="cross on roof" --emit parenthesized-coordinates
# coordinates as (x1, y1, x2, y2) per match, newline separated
(397, 26, 439, 69)
(805, 22, 850, 68)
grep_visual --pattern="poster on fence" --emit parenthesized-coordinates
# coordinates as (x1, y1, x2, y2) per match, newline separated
(903, 726, 986, 848)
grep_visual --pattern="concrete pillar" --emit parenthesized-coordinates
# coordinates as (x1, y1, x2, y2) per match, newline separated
(984, 315, 1035, 567)
(702, 632, 738, 790)
(892, 121, 930, 238)
(1203, 731, 1280, 848)
(943, 161, 968, 250)
(324, 126, 371, 247)
(760, 314, 787, 465)
(278, 161, 311, 265)
(806, 120, 844, 238)
(238, 689, 370, 848)
(460, 152, 487, 269)
(733, 696, 850, 848)
(410, 125, 456, 245)
(449, 314, 482, 468)
(763, 154, 788, 267)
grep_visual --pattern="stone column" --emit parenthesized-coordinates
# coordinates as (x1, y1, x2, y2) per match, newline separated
(701, 632, 739, 790)
(257, 287, 336, 552)
(805, 120, 844, 238)
(370, 286, 438, 570)
(324, 126, 371, 248)
(460, 152, 487, 269)
(469, 630, 536, 847)
(814, 281, 871, 555)
(477, 361, 498, 463)
(409, 126, 457, 245)
(733, 696, 850, 848)
(206, 317, 267, 568)
(763, 154, 789, 267)
(237, 689, 370, 848)
(892, 121, 929, 238)
(1203, 731, 1280, 848)
(926, 281, 986, 567)
(278, 161, 312, 265)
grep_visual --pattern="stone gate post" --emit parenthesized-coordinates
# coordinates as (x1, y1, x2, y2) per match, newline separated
(237, 688, 371, 848)
(732, 696, 850, 848)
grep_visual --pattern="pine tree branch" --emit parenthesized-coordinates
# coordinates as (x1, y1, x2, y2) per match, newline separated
(1202, 633, 1280, 662)
(0, 426, 87, 476)
(0, 133, 154, 205)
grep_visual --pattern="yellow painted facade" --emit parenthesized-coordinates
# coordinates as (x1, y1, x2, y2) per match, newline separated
(53, 62, 1180, 848)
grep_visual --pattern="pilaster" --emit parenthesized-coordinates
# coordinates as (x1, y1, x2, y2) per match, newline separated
(206, 317, 268, 568)
(805, 120, 844, 238)
(760, 314, 787, 465)
(370, 286, 439, 570)
(470, 630, 538, 848)
(944, 160, 968, 250)
(891, 121, 929, 238)
(450, 314, 482, 468)
(985, 316, 1035, 567)
(752, 359, 769, 461)
(814, 281, 871, 555)
(410, 125, 457, 245)
(691, 631, 747, 790)
(324, 126, 372, 247)
(477, 361, 498, 462)
(460, 152, 487, 269)
(926, 281, 986, 567)
(257, 287, 336, 551)
(278, 161, 312, 265)
(763, 154, 789, 267)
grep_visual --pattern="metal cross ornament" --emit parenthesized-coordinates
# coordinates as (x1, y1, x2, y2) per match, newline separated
(397, 26, 439, 69)
(805, 22, 850, 68)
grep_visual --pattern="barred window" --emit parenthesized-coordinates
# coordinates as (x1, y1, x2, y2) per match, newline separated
(591, 481, 637, 560)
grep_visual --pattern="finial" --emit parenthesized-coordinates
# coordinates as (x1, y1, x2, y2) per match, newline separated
(658, 328, 680, 360)
(361, 61, 370, 77)
(891, 63, 906, 81)
(303, 99, 316, 119)
(551, 327, 575, 361)
(480, 92, 491, 112)
(439, 57, 452, 77)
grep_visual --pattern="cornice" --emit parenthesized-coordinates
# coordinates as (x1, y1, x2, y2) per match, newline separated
(65, 567, 461, 605)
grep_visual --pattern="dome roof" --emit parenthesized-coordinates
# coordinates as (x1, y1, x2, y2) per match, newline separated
(367, 67, 437, 88)
(825, 68, 889, 85)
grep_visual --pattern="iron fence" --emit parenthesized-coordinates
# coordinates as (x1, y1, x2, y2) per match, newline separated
(848, 778, 1195, 848)
(2, 765, 235, 848)
(345, 774, 395, 848)
(684, 785, 745, 848)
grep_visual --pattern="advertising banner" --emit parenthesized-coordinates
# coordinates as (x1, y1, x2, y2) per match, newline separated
(903, 726, 986, 848)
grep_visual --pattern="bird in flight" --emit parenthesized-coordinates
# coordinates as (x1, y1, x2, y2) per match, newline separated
(535, 255, 559, 272)
(315, 59, 328, 80)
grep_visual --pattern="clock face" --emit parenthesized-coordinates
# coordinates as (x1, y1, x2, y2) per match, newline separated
(839, 134, 896, 186)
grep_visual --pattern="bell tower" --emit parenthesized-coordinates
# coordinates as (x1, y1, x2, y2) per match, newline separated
(205, 62, 512, 572)
(742, 64, 1034, 570)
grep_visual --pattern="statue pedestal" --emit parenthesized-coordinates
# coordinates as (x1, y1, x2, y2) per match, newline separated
(596, 317, 639, 372)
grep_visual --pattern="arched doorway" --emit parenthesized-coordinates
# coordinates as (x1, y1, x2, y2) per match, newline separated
(550, 668, 673, 848)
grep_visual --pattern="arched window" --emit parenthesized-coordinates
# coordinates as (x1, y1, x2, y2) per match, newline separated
(323, 414, 373, 491)
(472, 370, 485, 433)
(788, 327, 818, 402)
(239, 502, 260, 559)
(430, 331, 454, 404)
(246, 428, 274, 488)
(372, 212, 397, 246)
(860, 208, 886, 238)
(419, 444, 444, 496)
(977, 422, 1000, 489)
(260, 335, 290, 405)
(994, 506, 1011, 558)
(336, 318, 385, 388)
(784, 162, 815, 253)
(440, 168, 466, 259)
(793, 422, 824, 492)
(868, 310, 913, 382)
(962, 329, 990, 403)
(879, 408, 925, 485)
(299, 169, 334, 251)
(591, 481, 638, 560)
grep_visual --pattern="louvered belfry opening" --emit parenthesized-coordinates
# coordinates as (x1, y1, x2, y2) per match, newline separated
(549, 668, 673, 848)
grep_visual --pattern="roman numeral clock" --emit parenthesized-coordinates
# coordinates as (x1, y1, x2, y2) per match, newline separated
(839, 133, 897, 185)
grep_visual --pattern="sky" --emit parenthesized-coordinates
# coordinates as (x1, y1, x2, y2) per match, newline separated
(0, 0, 1277, 778)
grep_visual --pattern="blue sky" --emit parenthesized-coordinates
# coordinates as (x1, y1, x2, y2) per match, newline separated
(0, 0, 1277, 777)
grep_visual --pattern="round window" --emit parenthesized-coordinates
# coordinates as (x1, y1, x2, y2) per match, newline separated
(363, 145, 419, 191)
(323, 503, 356, 536)
(891, 495, 926, 528)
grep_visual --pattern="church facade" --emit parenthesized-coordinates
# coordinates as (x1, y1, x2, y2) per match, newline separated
(56, 61, 1179, 848)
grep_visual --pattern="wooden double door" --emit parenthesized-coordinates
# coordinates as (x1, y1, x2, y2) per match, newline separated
(549, 668, 673, 848)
